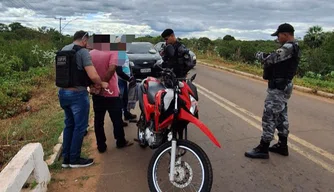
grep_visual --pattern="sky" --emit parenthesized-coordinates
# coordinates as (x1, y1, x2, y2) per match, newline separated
(1, 0, 334, 40)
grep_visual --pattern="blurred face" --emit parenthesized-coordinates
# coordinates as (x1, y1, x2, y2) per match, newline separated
(86, 37, 94, 50)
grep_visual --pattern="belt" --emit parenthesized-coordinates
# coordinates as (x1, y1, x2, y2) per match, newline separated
(268, 78, 291, 90)
(60, 87, 80, 91)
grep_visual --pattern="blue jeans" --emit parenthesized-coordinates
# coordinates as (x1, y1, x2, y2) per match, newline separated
(58, 89, 90, 163)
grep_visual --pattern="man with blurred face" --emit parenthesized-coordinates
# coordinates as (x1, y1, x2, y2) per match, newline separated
(87, 37, 134, 153)
(114, 37, 137, 122)
(245, 23, 301, 159)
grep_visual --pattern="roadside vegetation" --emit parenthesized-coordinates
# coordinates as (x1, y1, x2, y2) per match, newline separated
(1, 22, 333, 171)
(0, 22, 72, 171)
(135, 25, 334, 93)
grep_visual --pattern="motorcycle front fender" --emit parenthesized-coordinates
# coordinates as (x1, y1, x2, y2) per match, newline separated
(178, 108, 221, 148)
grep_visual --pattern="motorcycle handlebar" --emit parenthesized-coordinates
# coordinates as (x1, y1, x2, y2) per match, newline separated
(154, 63, 176, 78)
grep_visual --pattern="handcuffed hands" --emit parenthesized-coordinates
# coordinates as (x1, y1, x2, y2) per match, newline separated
(89, 84, 102, 95)
(101, 82, 109, 89)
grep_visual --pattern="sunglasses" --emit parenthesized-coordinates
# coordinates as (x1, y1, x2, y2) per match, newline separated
(82, 32, 88, 40)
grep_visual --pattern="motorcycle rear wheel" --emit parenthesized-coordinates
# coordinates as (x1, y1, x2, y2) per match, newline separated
(147, 139, 213, 192)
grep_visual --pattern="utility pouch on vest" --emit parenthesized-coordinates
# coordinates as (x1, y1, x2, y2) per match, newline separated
(263, 65, 273, 80)
(55, 46, 82, 88)
(268, 78, 290, 90)
(174, 42, 193, 75)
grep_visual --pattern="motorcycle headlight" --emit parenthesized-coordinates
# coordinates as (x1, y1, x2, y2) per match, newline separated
(193, 55, 196, 60)
(189, 95, 197, 115)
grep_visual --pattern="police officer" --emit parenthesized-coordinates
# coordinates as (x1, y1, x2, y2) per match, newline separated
(245, 23, 301, 159)
(160, 28, 190, 78)
(58, 30, 109, 168)
(160, 29, 193, 139)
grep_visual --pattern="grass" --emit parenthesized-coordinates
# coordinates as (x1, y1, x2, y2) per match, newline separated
(295, 77, 334, 93)
(30, 180, 38, 189)
(0, 76, 64, 171)
(197, 54, 334, 94)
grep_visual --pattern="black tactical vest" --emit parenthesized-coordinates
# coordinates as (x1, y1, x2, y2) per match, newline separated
(55, 45, 93, 88)
(272, 42, 300, 80)
(163, 41, 187, 78)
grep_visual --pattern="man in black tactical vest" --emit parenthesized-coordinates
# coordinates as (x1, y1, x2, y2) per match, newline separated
(160, 28, 193, 79)
(56, 30, 109, 168)
(160, 29, 195, 140)
(245, 23, 301, 159)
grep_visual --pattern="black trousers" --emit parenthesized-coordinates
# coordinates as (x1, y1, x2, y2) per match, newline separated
(92, 95, 126, 147)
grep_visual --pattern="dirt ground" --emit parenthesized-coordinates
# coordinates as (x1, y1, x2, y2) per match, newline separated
(47, 118, 102, 192)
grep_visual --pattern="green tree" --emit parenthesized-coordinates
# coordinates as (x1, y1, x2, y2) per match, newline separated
(304, 25, 326, 48)
(8, 22, 25, 31)
(223, 34, 235, 41)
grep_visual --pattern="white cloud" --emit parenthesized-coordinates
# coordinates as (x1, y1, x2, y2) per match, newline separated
(1, 0, 334, 40)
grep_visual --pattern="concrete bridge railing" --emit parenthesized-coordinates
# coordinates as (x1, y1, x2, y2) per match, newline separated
(0, 143, 51, 192)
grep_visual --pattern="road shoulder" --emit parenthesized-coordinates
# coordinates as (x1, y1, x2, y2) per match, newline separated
(198, 60, 334, 100)
(47, 118, 102, 192)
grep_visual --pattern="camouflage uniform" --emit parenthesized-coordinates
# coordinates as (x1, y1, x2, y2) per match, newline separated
(245, 23, 300, 159)
(260, 41, 299, 142)
(261, 81, 293, 142)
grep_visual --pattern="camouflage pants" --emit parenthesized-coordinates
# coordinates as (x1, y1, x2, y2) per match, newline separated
(261, 82, 293, 142)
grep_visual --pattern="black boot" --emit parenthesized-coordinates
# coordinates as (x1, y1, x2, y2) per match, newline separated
(124, 111, 137, 120)
(269, 135, 289, 156)
(122, 121, 128, 127)
(245, 139, 270, 159)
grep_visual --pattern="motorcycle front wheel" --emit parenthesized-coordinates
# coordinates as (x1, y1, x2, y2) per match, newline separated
(147, 139, 213, 192)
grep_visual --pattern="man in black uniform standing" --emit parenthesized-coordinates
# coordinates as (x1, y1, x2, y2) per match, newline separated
(160, 28, 190, 78)
(160, 28, 192, 139)
(245, 23, 301, 159)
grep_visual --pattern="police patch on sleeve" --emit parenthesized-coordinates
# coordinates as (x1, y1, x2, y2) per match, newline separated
(273, 43, 295, 63)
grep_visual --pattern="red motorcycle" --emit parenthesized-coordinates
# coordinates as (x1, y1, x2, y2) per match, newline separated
(135, 64, 221, 191)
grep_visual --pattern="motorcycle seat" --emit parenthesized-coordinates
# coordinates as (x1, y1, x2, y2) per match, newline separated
(147, 81, 166, 104)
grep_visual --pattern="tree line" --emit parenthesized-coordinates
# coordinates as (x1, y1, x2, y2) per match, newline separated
(0, 22, 333, 119)
(135, 26, 334, 80)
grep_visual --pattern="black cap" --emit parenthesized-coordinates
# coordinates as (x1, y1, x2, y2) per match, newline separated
(161, 28, 174, 38)
(271, 23, 294, 36)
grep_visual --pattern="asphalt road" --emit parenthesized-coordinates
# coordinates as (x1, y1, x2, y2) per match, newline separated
(95, 63, 334, 192)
